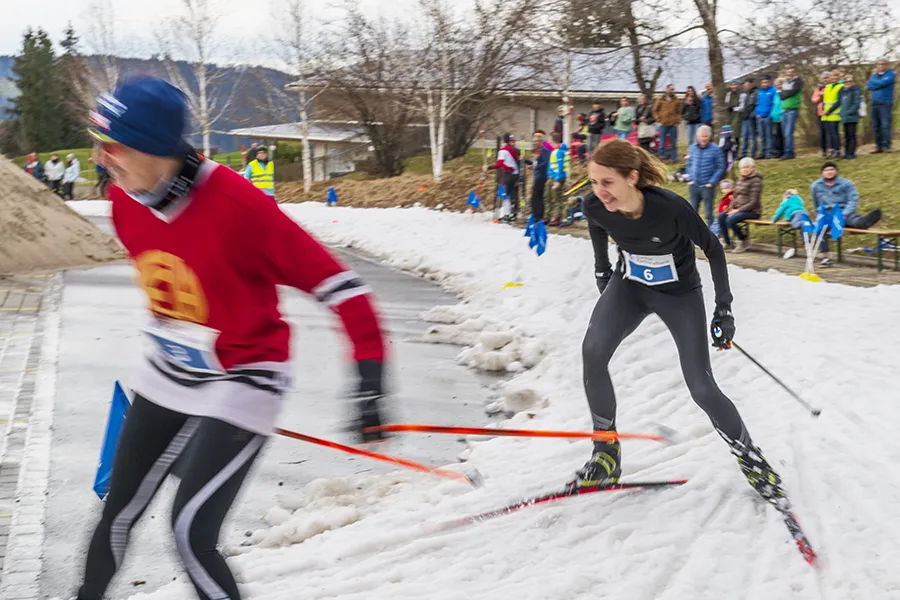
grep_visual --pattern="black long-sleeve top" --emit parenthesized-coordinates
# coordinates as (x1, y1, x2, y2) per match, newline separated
(585, 186, 733, 311)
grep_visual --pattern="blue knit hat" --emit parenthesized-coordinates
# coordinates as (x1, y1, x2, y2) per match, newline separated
(89, 76, 189, 156)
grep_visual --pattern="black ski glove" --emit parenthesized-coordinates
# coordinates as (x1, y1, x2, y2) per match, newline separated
(595, 270, 612, 294)
(352, 359, 388, 442)
(710, 307, 735, 350)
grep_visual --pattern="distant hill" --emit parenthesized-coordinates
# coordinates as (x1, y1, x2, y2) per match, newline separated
(0, 55, 299, 152)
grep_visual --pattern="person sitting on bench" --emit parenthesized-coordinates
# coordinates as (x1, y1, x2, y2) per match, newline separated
(811, 162, 882, 267)
(718, 157, 762, 253)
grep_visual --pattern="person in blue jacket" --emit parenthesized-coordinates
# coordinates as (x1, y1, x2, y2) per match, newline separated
(867, 59, 896, 153)
(686, 125, 726, 225)
(701, 82, 715, 127)
(755, 76, 777, 159)
(811, 162, 883, 266)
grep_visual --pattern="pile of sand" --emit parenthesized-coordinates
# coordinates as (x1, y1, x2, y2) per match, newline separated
(0, 157, 125, 275)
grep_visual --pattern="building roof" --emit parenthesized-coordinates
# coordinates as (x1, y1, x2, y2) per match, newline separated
(287, 47, 759, 98)
(226, 122, 369, 143)
(506, 47, 758, 96)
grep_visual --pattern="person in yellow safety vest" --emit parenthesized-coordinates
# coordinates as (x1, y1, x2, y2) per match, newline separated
(244, 146, 275, 199)
(822, 70, 844, 159)
(546, 131, 571, 227)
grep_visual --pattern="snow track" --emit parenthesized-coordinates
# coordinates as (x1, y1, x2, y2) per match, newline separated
(66, 203, 900, 599)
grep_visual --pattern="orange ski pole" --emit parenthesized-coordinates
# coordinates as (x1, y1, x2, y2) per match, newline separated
(364, 424, 672, 443)
(274, 427, 481, 487)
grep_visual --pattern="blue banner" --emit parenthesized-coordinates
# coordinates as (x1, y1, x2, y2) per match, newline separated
(800, 212, 815, 235)
(93, 381, 132, 500)
(830, 206, 845, 240)
(327, 187, 338, 206)
(467, 191, 480, 209)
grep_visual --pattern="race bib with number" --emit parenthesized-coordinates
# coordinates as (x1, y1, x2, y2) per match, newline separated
(622, 251, 679, 286)
(142, 317, 224, 374)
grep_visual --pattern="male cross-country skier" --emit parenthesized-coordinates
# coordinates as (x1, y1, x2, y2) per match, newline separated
(570, 138, 788, 509)
(73, 76, 389, 600)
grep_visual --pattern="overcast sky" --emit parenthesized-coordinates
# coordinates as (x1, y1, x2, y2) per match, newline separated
(2, 0, 753, 67)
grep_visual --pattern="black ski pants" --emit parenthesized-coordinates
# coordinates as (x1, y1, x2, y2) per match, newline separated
(77, 395, 265, 600)
(582, 275, 751, 450)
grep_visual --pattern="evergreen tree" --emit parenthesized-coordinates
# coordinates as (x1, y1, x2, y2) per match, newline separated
(57, 23, 91, 149)
(9, 28, 64, 152)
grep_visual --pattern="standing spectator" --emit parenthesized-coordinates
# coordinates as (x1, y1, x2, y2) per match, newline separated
(62, 153, 80, 200)
(244, 146, 276, 200)
(24, 152, 44, 181)
(771, 78, 785, 159)
(811, 162, 883, 266)
(609, 97, 635, 140)
(718, 124, 737, 174)
(525, 130, 551, 222)
(553, 105, 566, 137)
(546, 131, 570, 226)
(682, 86, 703, 146)
(822, 70, 844, 158)
(486, 133, 521, 221)
(686, 124, 726, 226)
(717, 157, 762, 252)
(867, 59, 896, 153)
(701, 81, 715, 127)
(779, 66, 803, 160)
(739, 78, 758, 159)
(635, 94, 655, 151)
(45, 153, 65, 195)
(833, 74, 861, 159)
(653, 83, 682, 163)
(755, 75, 777, 159)
(725, 80, 743, 150)
(587, 100, 606, 151)
(810, 75, 828, 156)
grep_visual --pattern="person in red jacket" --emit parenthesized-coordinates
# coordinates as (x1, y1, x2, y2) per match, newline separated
(76, 76, 388, 600)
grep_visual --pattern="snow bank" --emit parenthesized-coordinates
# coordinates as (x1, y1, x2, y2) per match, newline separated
(96, 202, 900, 599)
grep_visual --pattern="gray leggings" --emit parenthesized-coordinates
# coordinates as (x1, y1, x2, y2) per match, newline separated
(582, 275, 751, 450)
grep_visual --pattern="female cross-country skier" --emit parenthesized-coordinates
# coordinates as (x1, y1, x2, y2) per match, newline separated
(73, 76, 388, 600)
(569, 138, 786, 506)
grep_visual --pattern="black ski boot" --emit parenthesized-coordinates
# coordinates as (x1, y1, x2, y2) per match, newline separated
(736, 445, 789, 509)
(567, 440, 621, 490)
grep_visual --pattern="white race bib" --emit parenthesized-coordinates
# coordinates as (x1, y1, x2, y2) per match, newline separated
(622, 251, 679, 286)
(142, 317, 224, 374)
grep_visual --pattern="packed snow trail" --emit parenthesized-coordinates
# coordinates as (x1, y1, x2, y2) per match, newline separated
(71, 202, 900, 599)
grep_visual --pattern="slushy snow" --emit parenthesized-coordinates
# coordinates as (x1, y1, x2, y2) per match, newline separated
(69, 201, 900, 599)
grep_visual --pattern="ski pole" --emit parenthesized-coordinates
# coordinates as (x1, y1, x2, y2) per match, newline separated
(364, 424, 673, 443)
(731, 342, 822, 417)
(274, 427, 481, 487)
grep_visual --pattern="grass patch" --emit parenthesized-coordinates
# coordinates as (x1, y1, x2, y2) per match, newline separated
(211, 150, 244, 166)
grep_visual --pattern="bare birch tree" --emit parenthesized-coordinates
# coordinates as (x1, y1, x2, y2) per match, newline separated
(158, 0, 240, 156)
(272, 0, 315, 191)
(415, 0, 541, 181)
(81, 0, 122, 94)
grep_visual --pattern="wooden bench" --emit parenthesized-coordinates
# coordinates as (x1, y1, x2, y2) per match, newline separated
(837, 228, 900, 271)
(736, 220, 797, 255)
(736, 220, 900, 272)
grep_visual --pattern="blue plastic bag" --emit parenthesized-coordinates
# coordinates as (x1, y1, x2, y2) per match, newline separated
(327, 187, 338, 206)
(94, 381, 132, 499)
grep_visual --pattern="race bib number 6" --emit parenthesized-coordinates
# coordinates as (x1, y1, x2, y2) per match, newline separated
(622, 251, 679, 286)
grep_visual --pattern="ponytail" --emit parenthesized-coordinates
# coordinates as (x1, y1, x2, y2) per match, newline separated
(590, 138, 669, 189)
